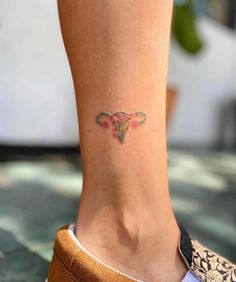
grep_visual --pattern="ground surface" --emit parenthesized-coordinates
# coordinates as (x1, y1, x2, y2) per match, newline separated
(0, 149, 235, 281)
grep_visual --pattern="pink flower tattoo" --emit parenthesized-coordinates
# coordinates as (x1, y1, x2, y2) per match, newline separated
(96, 111, 147, 143)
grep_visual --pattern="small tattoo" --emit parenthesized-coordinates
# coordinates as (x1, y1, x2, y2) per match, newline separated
(96, 111, 147, 143)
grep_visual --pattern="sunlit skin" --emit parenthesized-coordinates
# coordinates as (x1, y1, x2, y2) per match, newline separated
(57, 0, 187, 281)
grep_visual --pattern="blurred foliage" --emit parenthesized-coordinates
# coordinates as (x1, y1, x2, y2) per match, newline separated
(172, 0, 204, 54)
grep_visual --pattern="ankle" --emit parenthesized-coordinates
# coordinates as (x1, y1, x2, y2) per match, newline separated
(75, 169, 184, 280)
(75, 214, 186, 282)
(76, 173, 176, 243)
(76, 194, 178, 249)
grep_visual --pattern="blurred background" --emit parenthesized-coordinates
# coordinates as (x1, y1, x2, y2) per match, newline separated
(0, 0, 236, 281)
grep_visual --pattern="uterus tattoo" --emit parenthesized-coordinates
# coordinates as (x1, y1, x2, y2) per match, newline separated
(96, 111, 147, 143)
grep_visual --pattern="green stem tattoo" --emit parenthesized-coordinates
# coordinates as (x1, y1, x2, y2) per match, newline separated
(96, 111, 147, 143)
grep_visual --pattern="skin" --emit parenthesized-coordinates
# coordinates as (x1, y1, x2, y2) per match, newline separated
(57, 1, 187, 281)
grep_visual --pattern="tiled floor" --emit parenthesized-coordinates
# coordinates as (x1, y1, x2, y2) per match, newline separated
(0, 149, 235, 281)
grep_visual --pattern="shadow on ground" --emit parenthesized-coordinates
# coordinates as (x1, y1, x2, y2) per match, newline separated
(0, 229, 48, 282)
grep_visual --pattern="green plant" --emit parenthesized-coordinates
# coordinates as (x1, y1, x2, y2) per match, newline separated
(172, 0, 204, 54)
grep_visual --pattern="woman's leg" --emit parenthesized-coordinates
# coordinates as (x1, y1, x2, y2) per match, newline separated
(58, 1, 186, 281)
